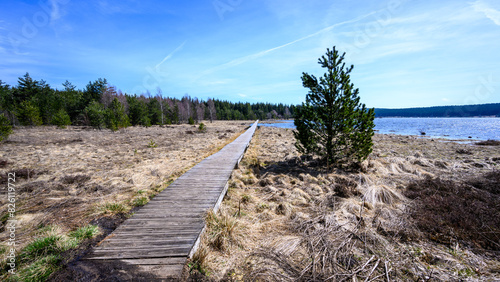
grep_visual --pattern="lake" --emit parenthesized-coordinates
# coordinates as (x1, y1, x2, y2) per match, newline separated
(259, 118, 500, 141)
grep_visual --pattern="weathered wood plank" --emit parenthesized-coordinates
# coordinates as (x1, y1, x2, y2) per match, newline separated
(120, 257, 186, 265)
(86, 121, 259, 278)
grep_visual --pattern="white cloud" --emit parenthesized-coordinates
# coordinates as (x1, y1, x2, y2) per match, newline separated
(238, 93, 247, 97)
(472, 0, 500, 25)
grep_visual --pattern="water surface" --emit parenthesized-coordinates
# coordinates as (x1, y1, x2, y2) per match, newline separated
(259, 118, 500, 141)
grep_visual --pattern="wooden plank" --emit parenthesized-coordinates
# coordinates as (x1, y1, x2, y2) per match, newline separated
(88, 248, 191, 259)
(120, 257, 186, 265)
(86, 121, 259, 278)
(98, 240, 196, 248)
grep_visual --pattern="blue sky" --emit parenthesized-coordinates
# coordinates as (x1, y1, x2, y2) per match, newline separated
(1, 0, 499, 108)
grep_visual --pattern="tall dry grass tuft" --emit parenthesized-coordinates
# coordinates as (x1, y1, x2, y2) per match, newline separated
(246, 210, 392, 281)
(362, 185, 402, 206)
(204, 210, 242, 253)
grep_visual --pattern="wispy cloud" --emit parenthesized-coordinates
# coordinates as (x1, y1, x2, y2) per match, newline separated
(472, 0, 500, 25)
(49, 0, 62, 22)
(198, 11, 378, 77)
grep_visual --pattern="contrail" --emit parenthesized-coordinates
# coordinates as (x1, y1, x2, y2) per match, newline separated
(156, 41, 186, 69)
(199, 11, 378, 77)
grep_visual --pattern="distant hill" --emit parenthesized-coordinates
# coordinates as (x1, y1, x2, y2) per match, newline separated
(374, 103, 500, 118)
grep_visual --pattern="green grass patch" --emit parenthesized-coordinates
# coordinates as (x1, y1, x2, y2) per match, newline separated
(69, 225, 100, 241)
(99, 202, 127, 214)
(17, 255, 61, 282)
(132, 196, 149, 207)
(2, 224, 101, 281)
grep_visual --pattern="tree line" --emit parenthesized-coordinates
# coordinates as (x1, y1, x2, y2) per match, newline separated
(0, 73, 297, 131)
(375, 103, 500, 118)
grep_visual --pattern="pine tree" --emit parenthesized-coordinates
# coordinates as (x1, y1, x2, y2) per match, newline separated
(51, 108, 71, 128)
(0, 113, 13, 141)
(104, 98, 129, 131)
(294, 46, 375, 169)
(84, 101, 105, 129)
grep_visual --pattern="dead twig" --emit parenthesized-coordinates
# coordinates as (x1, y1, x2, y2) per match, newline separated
(364, 259, 381, 282)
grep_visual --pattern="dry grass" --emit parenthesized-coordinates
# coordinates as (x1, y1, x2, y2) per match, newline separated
(0, 121, 250, 280)
(191, 126, 500, 281)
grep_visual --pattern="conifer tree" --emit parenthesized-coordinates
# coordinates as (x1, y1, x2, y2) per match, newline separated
(294, 46, 375, 169)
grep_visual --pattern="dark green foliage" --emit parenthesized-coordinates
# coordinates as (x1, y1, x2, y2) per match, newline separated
(198, 122, 207, 132)
(188, 116, 195, 125)
(84, 101, 105, 129)
(104, 98, 129, 131)
(148, 98, 163, 125)
(0, 80, 15, 124)
(17, 100, 43, 126)
(0, 113, 13, 141)
(13, 72, 38, 104)
(32, 80, 57, 124)
(126, 95, 151, 126)
(52, 108, 71, 128)
(294, 46, 375, 168)
(1, 73, 302, 130)
(60, 80, 83, 122)
(82, 78, 107, 108)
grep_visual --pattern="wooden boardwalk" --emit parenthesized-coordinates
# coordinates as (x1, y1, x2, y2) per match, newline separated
(85, 121, 258, 280)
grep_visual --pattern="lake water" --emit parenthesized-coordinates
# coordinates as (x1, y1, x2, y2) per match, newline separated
(259, 118, 500, 141)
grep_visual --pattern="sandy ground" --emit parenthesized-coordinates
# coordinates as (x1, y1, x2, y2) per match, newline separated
(191, 126, 500, 281)
(0, 121, 250, 248)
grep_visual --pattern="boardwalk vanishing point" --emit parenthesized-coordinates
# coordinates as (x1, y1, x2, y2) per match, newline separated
(84, 121, 259, 280)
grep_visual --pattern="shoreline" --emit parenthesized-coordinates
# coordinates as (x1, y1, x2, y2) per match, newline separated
(258, 121, 500, 141)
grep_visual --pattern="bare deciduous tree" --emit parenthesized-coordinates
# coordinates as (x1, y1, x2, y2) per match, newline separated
(207, 98, 216, 123)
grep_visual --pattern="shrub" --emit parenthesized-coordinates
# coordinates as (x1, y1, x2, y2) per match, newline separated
(17, 100, 43, 126)
(147, 139, 157, 148)
(294, 46, 375, 169)
(0, 113, 12, 141)
(51, 108, 71, 128)
(188, 116, 195, 125)
(198, 122, 207, 133)
(104, 98, 130, 131)
(475, 139, 500, 146)
(84, 101, 105, 129)
(404, 175, 500, 251)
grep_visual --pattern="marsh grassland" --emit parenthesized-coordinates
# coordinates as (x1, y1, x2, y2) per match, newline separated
(0, 121, 248, 280)
(191, 126, 500, 281)
(1, 123, 499, 281)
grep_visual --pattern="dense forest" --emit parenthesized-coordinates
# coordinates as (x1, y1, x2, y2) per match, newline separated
(0, 73, 297, 130)
(375, 103, 500, 117)
(2, 73, 499, 133)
